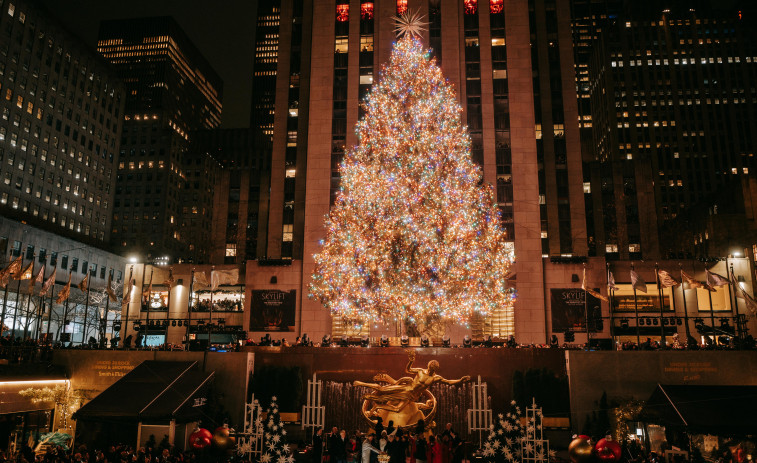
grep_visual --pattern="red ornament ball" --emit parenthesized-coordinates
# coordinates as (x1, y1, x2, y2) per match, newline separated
(190, 428, 213, 450)
(595, 438, 622, 462)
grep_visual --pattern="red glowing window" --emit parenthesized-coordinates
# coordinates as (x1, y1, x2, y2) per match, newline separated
(397, 0, 408, 15)
(361, 2, 374, 21)
(464, 0, 478, 15)
(336, 3, 349, 22)
(490, 0, 504, 14)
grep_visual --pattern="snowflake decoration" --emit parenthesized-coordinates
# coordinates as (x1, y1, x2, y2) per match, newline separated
(261, 454, 272, 463)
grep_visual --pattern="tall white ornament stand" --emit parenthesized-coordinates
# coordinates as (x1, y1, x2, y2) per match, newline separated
(237, 396, 263, 460)
(302, 373, 325, 442)
(467, 375, 492, 447)
(521, 398, 550, 463)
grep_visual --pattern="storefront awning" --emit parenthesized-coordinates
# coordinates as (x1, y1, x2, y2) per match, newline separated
(73, 361, 213, 424)
(642, 384, 757, 435)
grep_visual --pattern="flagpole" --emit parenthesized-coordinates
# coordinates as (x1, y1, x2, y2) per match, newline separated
(34, 263, 46, 343)
(46, 277, 55, 344)
(82, 272, 91, 346)
(166, 267, 173, 344)
(144, 267, 154, 347)
(654, 263, 666, 348)
(706, 267, 717, 341)
(23, 262, 34, 339)
(61, 270, 72, 345)
(606, 263, 615, 348)
(582, 263, 590, 350)
(1, 275, 8, 338)
(186, 268, 195, 347)
(729, 262, 743, 340)
(208, 266, 215, 348)
(123, 266, 134, 344)
(631, 263, 641, 347)
(103, 271, 111, 347)
(678, 264, 692, 347)
(11, 256, 25, 339)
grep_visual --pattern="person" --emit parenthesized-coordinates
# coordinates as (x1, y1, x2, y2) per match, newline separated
(429, 436, 442, 463)
(332, 429, 349, 463)
(312, 428, 324, 463)
(378, 431, 389, 454)
(361, 434, 380, 463)
(374, 417, 384, 436)
(386, 420, 396, 437)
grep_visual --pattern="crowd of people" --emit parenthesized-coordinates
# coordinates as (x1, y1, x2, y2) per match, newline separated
(311, 421, 465, 463)
(0, 440, 199, 463)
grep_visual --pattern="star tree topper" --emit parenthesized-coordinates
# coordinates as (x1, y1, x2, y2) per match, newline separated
(392, 10, 429, 38)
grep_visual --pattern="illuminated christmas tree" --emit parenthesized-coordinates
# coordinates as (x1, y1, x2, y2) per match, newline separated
(309, 16, 514, 328)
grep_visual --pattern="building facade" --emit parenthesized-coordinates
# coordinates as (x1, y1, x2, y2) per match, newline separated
(97, 17, 223, 263)
(188, 128, 270, 265)
(586, 6, 757, 261)
(0, 0, 124, 246)
(0, 216, 126, 344)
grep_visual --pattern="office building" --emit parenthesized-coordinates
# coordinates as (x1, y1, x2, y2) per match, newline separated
(97, 16, 223, 263)
(586, 5, 757, 260)
(0, 0, 124, 246)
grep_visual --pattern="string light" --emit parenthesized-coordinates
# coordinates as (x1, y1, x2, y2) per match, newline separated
(309, 35, 515, 328)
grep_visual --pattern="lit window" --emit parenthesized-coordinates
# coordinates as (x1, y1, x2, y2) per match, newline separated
(286, 168, 296, 178)
(396, 0, 407, 15)
(464, 0, 477, 14)
(335, 38, 349, 53)
(361, 2, 374, 21)
(583, 182, 591, 194)
(541, 231, 548, 239)
(225, 244, 237, 257)
(359, 74, 373, 85)
(491, 38, 505, 47)
(360, 35, 373, 52)
(336, 3, 349, 22)
(628, 244, 641, 253)
(606, 244, 618, 253)
(283, 224, 293, 242)
(490, 0, 504, 14)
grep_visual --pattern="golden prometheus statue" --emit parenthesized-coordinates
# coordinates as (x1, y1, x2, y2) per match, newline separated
(353, 350, 470, 429)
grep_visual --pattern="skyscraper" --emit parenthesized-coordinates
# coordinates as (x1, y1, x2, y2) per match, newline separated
(97, 17, 223, 263)
(248, 0, 587, 343)
(586, 5, 757, 260)
(0, 0, 124, 245)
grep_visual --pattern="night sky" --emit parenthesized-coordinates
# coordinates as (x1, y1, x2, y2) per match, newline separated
(40, 0, 258, 129)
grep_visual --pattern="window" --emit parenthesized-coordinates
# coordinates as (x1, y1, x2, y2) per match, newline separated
(335, 38, 349, 53)
(583, 182, 591, 194)
(225, 244, 237, 257)
(50, 252, 58, 266)
(61, 255, 68, 269)
(81, 261, 88, 274)
(38, 248, 46, 263)
(71, 257, 79, 272)
(25, 244, 34, 260)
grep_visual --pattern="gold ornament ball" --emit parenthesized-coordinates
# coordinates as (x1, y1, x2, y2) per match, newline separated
(568, 437, 594, 463)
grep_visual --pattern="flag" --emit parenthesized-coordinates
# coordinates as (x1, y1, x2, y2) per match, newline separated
(29, 265, 44, 293)
(55, 273, 72, 304)
(106, 273, 118, 302)
(16, 261, 34, 280)
(77, 274, 89, 292)
(211, 268, 240, 290)
(657, 270, 679, 288)
(582, 268, 609, 302)
(122, 278, 133, 305)
(681, 270, 706, 290)
(0, 256, 23, 285)
(608, 272, 618, 291)
(194, 271, 209, 288)
(162, 268, 175, 289)
(40, 268, 56, 296)
(706, 269, 729, 287)
(630, 270, 647, 293)
(731, 270, 757, 315)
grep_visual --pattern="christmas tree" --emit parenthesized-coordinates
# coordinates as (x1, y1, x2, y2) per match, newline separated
(261, 396, 293, 463)
(482, 400, 523, 463)
(309, 16, 515, 327)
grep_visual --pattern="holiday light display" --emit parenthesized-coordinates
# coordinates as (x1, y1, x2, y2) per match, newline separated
(309, 24, 515, 328)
